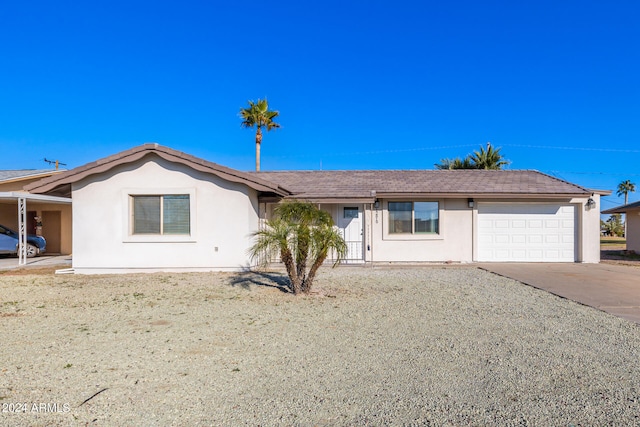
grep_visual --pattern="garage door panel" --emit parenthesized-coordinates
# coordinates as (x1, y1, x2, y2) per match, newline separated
(528, 235, 543, 244)
(528, 249, 543, 257)
(545, 250, 560, 259)
(512, 235, 526, 243)
(546, 235, 559, 243)
(496, 249, 511, 258)
(478, 203, 576, 262)
(495, 234, 509, 243)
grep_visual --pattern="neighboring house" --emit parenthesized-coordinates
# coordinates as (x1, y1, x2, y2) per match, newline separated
(0, 169, 72, 255)
(25, 144, 606, 274)
(602, 201, 640, 253)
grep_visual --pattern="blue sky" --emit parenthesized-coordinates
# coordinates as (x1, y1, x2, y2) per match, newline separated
(1, 1, 638, 210)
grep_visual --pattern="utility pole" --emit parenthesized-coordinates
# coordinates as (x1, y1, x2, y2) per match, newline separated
(44, 158, 67, 170)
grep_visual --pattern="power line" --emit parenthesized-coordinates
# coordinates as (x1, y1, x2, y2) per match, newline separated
(273, 142, 640, 160)
(544, 170, 640, 177)
(272, 144, 478, 159)
(504, 144, 640, 153)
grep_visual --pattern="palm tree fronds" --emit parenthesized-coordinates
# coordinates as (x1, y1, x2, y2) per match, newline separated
(248, 201, 346, 295)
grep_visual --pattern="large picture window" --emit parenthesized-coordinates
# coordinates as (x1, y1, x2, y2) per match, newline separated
(389, 201, 439, 234)
(132, 195, 190, 235)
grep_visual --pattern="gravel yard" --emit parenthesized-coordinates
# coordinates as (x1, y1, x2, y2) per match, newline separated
(1, 266, 639, 426)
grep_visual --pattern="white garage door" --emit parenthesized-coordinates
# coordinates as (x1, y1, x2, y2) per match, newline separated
(477, 203, 576, 262)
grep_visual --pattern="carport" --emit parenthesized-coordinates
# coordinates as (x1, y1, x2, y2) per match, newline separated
(0, 192, 72, 266)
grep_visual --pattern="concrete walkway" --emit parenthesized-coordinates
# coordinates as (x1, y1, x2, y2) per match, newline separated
(0, 255, 71, 270)
(479, 263, 640, 325)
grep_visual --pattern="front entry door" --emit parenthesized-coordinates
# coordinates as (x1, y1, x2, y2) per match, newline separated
(337, 205, 363, 262)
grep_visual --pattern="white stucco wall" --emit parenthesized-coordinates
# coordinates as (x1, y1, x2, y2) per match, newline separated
(626, 210, 640, 253)
(366, 196, 600, 264)
(370, 198, 474, 263)
(577, 194, 602, 263)
(71, 156, 259, 273)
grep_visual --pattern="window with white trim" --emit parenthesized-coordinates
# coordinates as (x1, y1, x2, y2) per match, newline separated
(388, 201, 439, 234)
(132, 195, 190, 235)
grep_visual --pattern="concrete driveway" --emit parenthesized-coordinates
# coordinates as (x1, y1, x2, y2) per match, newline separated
(479, 263, 640, 324)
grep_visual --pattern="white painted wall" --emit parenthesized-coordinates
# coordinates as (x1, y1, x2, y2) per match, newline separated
(577, 194, 602, 263)
(626, 209, 640, 253)
(367, 196, 600, 263)
(370, 198, 474, 263)
(72, 156, 259, 273)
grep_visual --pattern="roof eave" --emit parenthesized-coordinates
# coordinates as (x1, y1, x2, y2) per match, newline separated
(284, 196, 377, 204)
(279, 192, 591, 202)
(376, 192, 591, 199)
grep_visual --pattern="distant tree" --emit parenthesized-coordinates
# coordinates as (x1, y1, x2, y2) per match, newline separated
(249, 201, 347, 295)
(602, 214, 625, 237)
(469, 143, 510, 170)
(616, 180, 636, 205)
(435, 156, 476, 170)
(434, 142, 509, 170)
(239, 98, 281, 171)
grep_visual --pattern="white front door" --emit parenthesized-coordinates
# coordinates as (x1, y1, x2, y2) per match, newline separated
(477, 203, 576, 262)
(337, 205, 364, 262)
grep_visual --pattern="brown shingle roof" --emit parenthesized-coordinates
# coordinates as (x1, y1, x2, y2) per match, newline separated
(252, 169, 591, 201)
(25, 144, 290, 197)
(23, 144, 593, 201)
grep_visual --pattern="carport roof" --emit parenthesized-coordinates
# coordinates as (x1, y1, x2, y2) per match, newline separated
(0, 192, 72, 204)
(0, 169, 63, 184)
(602, 200, 640, 214)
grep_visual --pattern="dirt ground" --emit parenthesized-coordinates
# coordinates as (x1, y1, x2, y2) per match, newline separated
(1, 267, 640, 426)
(600, 241, 640, 267)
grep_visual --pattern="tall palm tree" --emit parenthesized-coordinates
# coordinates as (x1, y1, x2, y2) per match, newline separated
(617, 180, 636, 239)
(469, 142, 509, 170)
(239, 98, 281, 171)
(617, 180, 636, 205)
(249, 201, 347, 295)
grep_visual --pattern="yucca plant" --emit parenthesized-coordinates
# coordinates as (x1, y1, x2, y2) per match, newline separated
(249, 201, 347, 295)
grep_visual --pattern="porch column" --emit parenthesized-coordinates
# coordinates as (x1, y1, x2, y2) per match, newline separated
(18, 196, 27, 265)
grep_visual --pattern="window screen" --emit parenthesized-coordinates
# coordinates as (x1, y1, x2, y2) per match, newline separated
(389, 201, 439, 234)
(132, 195, 190, 235)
